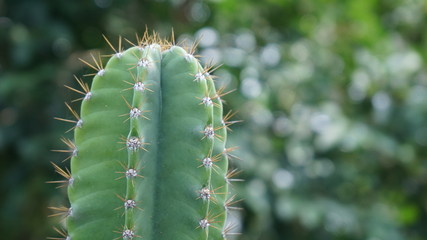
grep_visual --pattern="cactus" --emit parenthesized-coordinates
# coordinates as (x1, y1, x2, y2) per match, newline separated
(50, 33, 240, 240)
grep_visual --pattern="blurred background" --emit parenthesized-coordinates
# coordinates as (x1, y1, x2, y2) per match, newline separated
(1, 0, 427, 239)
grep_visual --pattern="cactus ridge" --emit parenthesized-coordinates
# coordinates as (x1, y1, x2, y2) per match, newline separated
(50, 33, 241, 240)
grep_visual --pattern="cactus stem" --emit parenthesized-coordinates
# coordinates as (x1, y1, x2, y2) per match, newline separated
(54, 34, 239, 239)
(47, 162, 73, 188)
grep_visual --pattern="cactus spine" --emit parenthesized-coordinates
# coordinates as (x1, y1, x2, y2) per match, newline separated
(51, 33, 239, 240)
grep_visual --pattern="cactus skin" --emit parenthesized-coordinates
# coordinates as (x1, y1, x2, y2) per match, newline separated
(53, 35, 237, 240)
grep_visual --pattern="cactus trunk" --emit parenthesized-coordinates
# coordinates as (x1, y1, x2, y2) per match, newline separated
(52, 35, 237, 240)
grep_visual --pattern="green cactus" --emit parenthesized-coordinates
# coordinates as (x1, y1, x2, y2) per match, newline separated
(50, 33, 240, 240)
